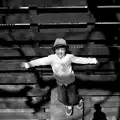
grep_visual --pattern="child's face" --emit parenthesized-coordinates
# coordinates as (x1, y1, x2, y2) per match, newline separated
(55, 47, 66, 58)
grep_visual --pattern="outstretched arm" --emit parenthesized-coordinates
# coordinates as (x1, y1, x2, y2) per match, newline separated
(71, 54, 98, 64)
(29, 55, 52, 67)
(21, 55, 52, 69)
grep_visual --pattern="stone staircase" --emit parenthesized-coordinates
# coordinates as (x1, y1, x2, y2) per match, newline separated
(0, 96, 50, 120)
(0, 0, 120, 119)
(0, 33, 119, 120)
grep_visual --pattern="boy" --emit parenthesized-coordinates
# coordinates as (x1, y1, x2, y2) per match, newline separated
(21, 38, 98, 116)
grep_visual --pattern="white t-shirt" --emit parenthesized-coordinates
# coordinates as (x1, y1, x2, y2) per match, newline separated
(29, 54, 97, 85)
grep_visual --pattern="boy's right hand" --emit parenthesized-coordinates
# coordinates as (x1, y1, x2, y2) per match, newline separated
(21, 62, 30, 69)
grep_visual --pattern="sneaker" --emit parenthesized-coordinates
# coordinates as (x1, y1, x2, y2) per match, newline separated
(66, 106, 73, 116)
(77, 99, 83, 109)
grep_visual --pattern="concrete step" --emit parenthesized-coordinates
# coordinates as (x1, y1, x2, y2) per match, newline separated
(0, 109, 34, 112)
(0, 97, 29, 109)
(0, 111, 50, 119)
(0, 97, 50, 109)
(0, 73, 36, 83)
(101, 96, 120, 108)
(0, 60, 24, 70)
(0, 84, 29, 90)
(79, 90, 120, 107)
(0, 85, 50, 97)
(0, 46, 36, 56)
(83, 95, 119, 109)
(0, 47, 20, 56)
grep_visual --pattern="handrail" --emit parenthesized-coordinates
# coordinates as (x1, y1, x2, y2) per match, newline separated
(0, 6, 120, 14)
(0, 22, 120, 29)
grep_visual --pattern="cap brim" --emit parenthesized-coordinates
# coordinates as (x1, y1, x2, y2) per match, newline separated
(53, 44, 68, 49)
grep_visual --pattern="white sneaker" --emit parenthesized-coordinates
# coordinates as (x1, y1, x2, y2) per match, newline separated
(66, 106, 73, 116)
(77, 99, 83, 109)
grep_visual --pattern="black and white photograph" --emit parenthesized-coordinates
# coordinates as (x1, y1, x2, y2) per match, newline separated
(0, 0, 120, 120)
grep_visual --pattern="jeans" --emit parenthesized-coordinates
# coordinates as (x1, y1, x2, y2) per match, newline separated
(57, 81, 80, 106)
